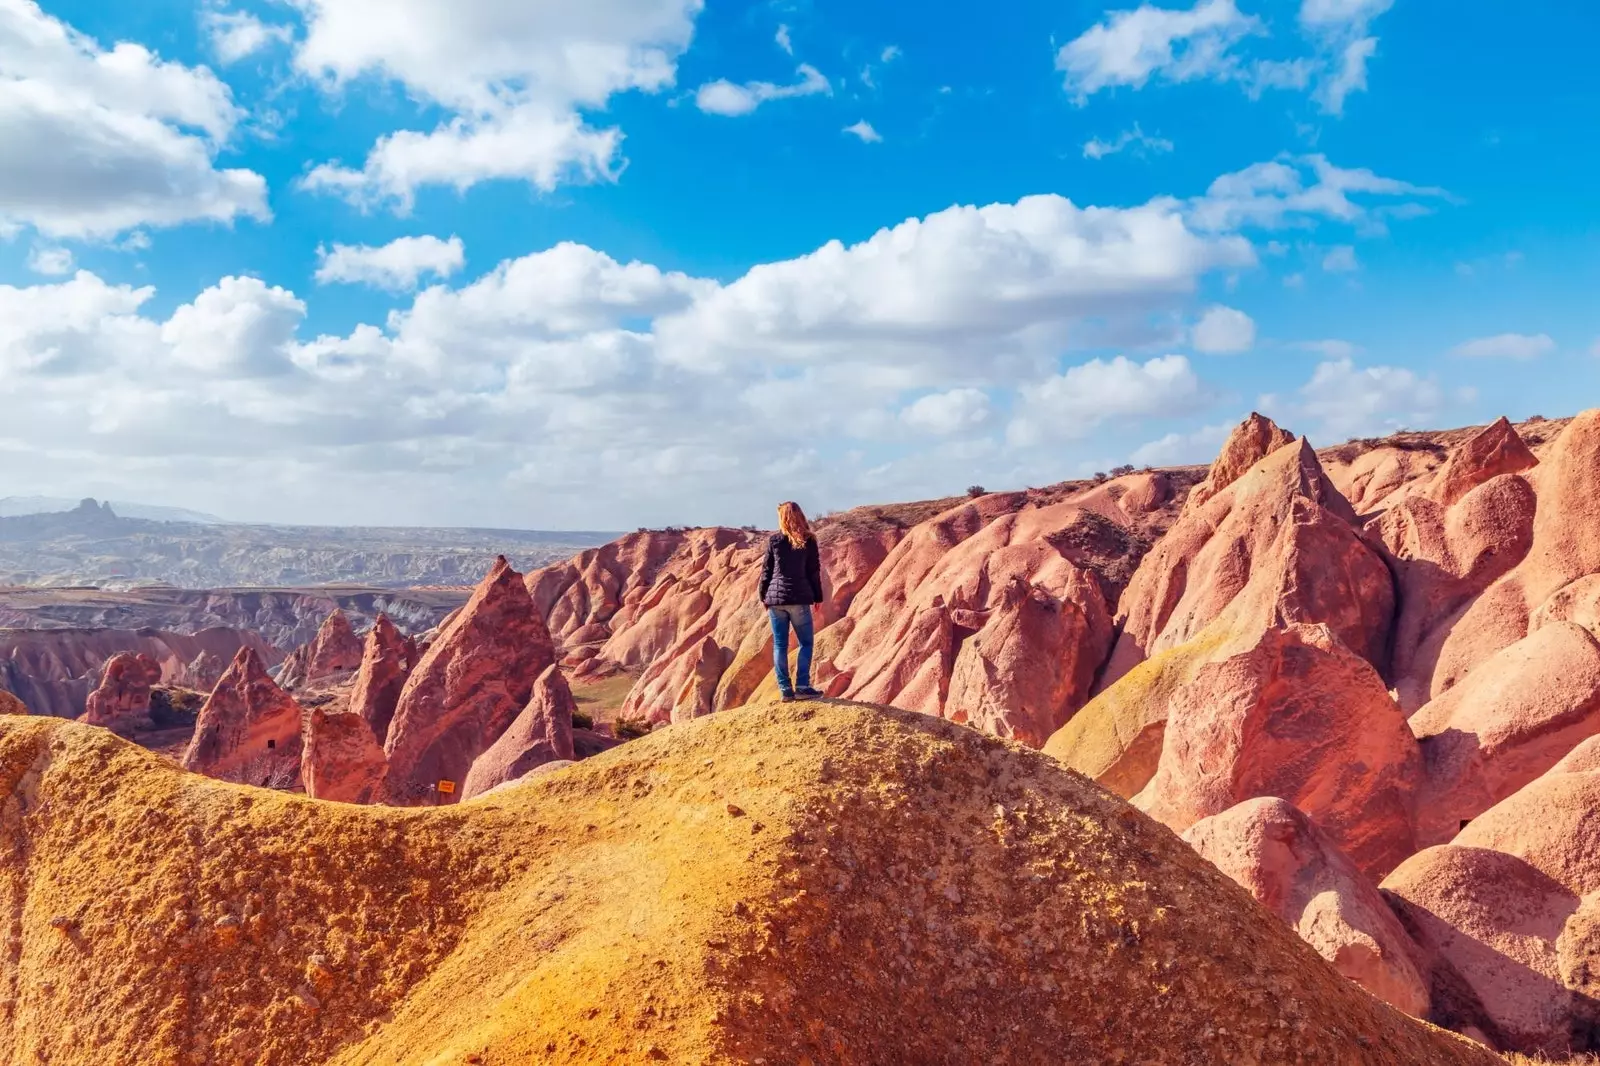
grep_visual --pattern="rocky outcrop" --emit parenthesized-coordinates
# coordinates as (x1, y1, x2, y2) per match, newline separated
(0, 691, 25, 715)
(347, 614, 414, 743)
(1181, 411, 1294, 516)
(1135, 624, 1420, 877)
(460, 664, 577, 800)
(276, 609, 364, 690)
(1410, 620, 1600, 847)
(383, 557, 556, 804)
(1183, 797, 1428, 1016)
(181, 647, 305, 786)
(80, 652, 162, 732)
(1047, 421, 1393, 796)
(0, 705, 1500, 1066)
(300, 706, 388, 804)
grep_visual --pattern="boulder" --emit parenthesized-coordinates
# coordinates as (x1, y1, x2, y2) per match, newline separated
(1411, 621, 1600, 847)
(181, 647, 305, 787)
(347, 614, 414, 743)
(80, 652, 162, 731)
(276, 609, 364, 690)
(1183, 798, 1428, 1015)
(383, 557, 556, 804)
(1136, 624, 1420, 878)
(300, 707, 388, 804)
(1048, 425, 1393, 796)
(460, 664, 578, 801)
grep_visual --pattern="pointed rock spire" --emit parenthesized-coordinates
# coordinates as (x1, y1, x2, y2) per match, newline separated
(82, 652, 162, 730)
(1428, 416, 1538, 507)
(277, 609, 364, 690)
(182, 647, 305, 786)
(348, 614, 414, 744)
(460, 664, 578, 800)
(1182, 412, 1296, 516)
(301, 706, 388, 804)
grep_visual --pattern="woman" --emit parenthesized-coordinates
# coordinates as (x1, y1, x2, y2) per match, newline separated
(757, 501, 825, 701)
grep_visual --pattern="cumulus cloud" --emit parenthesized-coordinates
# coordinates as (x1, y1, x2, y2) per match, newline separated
(1322, 244, 1359, 272)
(1008, 355, 1210, 446)
(203, 8, 295, 64)
(0, 1, 269, 238)
(843, 119, 882, 143)
(900, 389, 993, 435)
(1188, 154, 1446, 233)
(1083, 123, 1174, 160)
(292, 0, 701, 209)
(26, 246, 74, 276)
(695, 64, 830, 117)
(1269, 357, 1444, 440)
(315, 235, 467, 291)
(1192, 304, 1255, 353)
(1450, 333, 1556, 361)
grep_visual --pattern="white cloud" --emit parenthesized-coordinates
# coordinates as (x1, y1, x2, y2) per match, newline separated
(203, 9, 295, 64)
(1317, 35, 1377, 115)
(1283, 272, 1305, 288)
(900, 388, 992, 435)
(882, 45, 902, 62)
(0, 1, 268, 238)
(1056, 0, 1261, 101)
(1189, 154, 1446, 233)
(1322, 244, 1359, 272)
(161, 276, 305, 377)
(843, 119, 882, 143)
(26, 246, 74, 276)
(696, 64, 830, 116)
(1450, 333, 1555, 361)
(293, 0, 702, 209)
(315, 235, 466, 291)
(1300, 0, 1394, 30)
(1083, 123, 1174, 160)
(775, 24, 793, 55)
(1008, 355, 1210, 445)
(1130, 421, 1231, 466)
(1192, 304, 1255, 353)
(1274, 358, 1444, 440)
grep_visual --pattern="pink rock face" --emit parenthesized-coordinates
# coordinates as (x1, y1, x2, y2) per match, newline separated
(1183, 798, 1428, 1016)
(460, 664, 578, 801)
(526, 530, 694, 644)
(1433, 410, 1600, 695)
(276, 609, 365, 690)
(300, 706, 387, 804)
(179, 649, 229, 692)
(1383, 844, 1580, 1054)
(1136, 624, 1420, 878)
(181, 647, 306, 787)
(1428, 417, 1540, 509)
(347, 614, 414, 743)
(81, 652, 163, 730)
(1181, 412, 1295, 517)
(1410, 621, 1600, 847)
(383, 557, 556, 805)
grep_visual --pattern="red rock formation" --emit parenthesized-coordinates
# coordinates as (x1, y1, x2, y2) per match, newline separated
(80, 652, 162, 731)
(1047, 422, 1393, 796)
(1181, 411, 1294, 516)
(1428, 416, 1541, 509)
(0, 691, 25, 715)
(461, 664, 578, 800)
(1136, 624, 1420, 878)
(181, 647, 305, 786)
(527, 530, 694, 644)
(179, 648, 229, 691)
(276, 609, 364, 690)
(383, 557, 555, 804)
(1183, 797, 1428, 1016)
(300, 706, 388, 804)
(1410, 621, 1600, 847)
(347, 614, 414, 743)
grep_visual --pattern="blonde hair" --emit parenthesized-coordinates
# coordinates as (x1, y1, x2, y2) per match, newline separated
(777, 501, 812, 549)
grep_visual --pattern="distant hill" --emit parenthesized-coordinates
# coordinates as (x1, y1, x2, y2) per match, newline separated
(0, 496, 229, 525)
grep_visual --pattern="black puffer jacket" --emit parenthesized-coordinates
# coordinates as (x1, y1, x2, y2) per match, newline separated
(758, 534, 823, 607)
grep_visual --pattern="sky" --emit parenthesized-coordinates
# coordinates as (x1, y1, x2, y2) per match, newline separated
(0, 0, 1596, 530)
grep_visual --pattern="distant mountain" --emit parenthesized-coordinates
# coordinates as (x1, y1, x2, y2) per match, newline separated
(0, 496, 229, 525)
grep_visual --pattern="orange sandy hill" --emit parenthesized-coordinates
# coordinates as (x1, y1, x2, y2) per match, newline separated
(0, 702, 1492, 1066)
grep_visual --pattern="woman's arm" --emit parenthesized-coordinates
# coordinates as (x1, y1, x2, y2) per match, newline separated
(758, 539, 775, 602)
(807, 538, 824, 605)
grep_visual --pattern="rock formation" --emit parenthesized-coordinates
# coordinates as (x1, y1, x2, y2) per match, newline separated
(460, 664, 577, 800)
(1181, 410, 1295, 516)
(0, 691, 25, 715)
(1183, 797, 1428, 1016)
(1136, 623, 1420, 877)
(383, 557, 556, 804)
(275, 609, 364, 690)
(1046, 419, 1393, 796)
(80, 652, 162, 732)
(0, 704, 1498, 1066)
(346, 614, 414, 742)
(181, 647, 305, 787)
(300, 706, 388, 804)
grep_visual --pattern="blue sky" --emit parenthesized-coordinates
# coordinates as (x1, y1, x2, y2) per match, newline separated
(0, 0, 1595, 529)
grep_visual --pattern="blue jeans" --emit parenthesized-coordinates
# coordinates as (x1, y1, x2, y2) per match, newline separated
(768, 604, 814, 696)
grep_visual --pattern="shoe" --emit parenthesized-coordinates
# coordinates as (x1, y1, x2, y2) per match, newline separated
(795, 687, 824, 700)
(779, 692, 796, 703)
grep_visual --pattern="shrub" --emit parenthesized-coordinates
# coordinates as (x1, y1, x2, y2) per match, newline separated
(613, 716, 653, 740)
(1093, 472, 1108, 484)
(1110, 464, 1136, 478)
(966, 485, 986, 498)
(572, 710, 594, 730)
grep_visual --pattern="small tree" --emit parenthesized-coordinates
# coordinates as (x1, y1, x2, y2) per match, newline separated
(966, 485, 986, 498)
(1093, 472, 1108, 484)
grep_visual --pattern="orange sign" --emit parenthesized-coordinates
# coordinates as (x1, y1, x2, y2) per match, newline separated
(437, 780, 456, 795)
